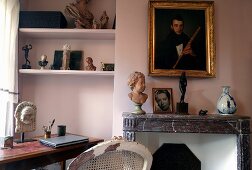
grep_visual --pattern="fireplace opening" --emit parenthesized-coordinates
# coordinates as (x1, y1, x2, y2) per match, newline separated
(151, 143, 201, 170)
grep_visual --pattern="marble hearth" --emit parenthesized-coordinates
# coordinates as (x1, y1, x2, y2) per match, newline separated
(122, 113, 250, 170)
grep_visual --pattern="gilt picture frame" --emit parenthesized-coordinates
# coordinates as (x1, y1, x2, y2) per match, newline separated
(153, 88, 173, 114)
(148, 1, 215, 77)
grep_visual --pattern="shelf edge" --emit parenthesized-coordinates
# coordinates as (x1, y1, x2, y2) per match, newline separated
(19, 69, 114, 76)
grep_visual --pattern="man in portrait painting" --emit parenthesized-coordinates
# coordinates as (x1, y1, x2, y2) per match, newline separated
(155, 10, 206, 70)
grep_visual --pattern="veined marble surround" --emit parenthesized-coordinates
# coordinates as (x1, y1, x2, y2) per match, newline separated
(122, 113, 250, 170)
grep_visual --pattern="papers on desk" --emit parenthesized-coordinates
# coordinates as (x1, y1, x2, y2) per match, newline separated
(39, 134, 89, 148)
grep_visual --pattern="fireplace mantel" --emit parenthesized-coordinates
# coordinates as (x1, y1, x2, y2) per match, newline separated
(122, 113, 250, 170)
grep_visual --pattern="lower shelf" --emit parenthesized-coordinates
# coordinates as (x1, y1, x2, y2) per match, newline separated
(19, 69, 114, 76)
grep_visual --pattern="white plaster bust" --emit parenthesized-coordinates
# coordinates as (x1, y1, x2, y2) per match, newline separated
(14, 101, 36, 133)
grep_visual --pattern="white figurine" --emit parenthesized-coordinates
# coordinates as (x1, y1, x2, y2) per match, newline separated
(62, 44, 71, 70)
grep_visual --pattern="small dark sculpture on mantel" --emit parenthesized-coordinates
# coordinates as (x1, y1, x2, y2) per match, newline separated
(22, 44, 32, 69)
(199, 109, 208, 116)
(176, 72, 189, 114)
(179, 72, 187, 103)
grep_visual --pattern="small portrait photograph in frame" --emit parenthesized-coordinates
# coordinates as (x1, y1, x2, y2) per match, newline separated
(153, 88, 173, 114)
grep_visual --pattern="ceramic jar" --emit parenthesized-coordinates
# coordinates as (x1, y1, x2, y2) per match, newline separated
(217, 86, 237, 115)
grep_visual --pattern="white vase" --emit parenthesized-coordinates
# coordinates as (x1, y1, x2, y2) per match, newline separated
(217, 86, 237, 115)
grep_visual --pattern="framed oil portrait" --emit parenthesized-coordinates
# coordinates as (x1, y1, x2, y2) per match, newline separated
(153, 88, 173, 114)
(148, 1, 215, 77)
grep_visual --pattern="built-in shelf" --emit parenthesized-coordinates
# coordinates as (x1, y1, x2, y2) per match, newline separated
(19, 28, 115, 40)
(19, 69, 114, 76)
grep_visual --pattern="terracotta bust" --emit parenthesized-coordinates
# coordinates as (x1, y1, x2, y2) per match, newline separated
(85, 57, 96, 71)
(127, 71, 148, 105)
(14, 101, 36, 133)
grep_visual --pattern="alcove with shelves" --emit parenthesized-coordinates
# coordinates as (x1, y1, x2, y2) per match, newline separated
(18, 0, 116, 142)
(19, 27, 115, 76)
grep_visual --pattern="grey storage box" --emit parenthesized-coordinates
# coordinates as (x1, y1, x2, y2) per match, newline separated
(19, 11, 67, 28)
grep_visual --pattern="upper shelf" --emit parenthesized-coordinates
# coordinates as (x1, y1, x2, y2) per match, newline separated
(19, 69, 114, 76)
(19, 28, 115, 40)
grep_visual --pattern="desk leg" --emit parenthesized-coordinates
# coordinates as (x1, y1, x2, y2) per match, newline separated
(60, 161, 66, 170)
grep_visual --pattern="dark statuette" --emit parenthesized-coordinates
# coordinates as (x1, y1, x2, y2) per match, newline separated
(22, 44, 32, 69)
(179, 72, 187, 103)
(176, 72, 188, 114)
(199, 109, 208, 116)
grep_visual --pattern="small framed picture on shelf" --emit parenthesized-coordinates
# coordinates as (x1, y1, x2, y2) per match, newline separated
(51, 50, 83, 70)
(102, 63, 114, 71)
(152, 88, 173, 114)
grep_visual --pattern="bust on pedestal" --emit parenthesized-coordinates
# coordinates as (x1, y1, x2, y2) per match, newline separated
(127, 71, 148, 114)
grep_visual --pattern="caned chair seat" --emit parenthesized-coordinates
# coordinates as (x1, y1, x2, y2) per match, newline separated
(67, 139, 152, 170)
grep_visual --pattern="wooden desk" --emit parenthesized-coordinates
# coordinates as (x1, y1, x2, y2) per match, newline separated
(0, 135, 103, 170)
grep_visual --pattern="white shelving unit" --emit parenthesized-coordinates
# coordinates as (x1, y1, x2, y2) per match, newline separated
(19, 69, 114, 76)
(19, 28, 115, 40)
(19, 28, 115, 76)
(18, 0, 116, 160)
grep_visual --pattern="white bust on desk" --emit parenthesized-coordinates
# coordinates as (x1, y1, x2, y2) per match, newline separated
(14, 101, 36, 133)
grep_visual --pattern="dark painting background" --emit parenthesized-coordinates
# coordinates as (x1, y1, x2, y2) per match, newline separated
(154, 9, 207, 70)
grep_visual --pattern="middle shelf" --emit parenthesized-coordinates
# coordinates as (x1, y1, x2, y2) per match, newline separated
(19, 28, 115, 40)
(19, 69, 114, 76)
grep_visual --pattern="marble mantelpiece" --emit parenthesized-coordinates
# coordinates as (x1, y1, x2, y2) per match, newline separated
(122, 113, 250, 170)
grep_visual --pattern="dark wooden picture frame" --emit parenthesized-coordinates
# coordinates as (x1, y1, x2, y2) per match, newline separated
(153, 88, 173, 114)
(148, 1, 215, 77)
(52, 50, 83, 70)
(102, 63, 114, 71)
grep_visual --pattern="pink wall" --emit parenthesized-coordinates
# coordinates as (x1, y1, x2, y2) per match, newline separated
(18, 0, 252, 168)
(19, 0, 115, 140)
(113, 0, 252, 169)
(113, 0, 252, 134)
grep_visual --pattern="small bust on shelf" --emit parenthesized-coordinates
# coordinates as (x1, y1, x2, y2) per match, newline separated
(85, 57, 96, 71)
(38, 54, 48, 69)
